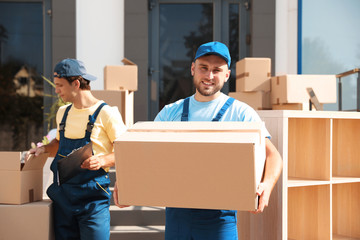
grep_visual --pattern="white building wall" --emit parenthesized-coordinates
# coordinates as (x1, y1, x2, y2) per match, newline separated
(275, 0, 298, 75)
(76, 0, 124, 90)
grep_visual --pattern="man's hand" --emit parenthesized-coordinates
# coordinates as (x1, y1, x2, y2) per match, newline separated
(25, 146, 45, 162)
(251, 182, 271, 214)
(81, 155, 104, 170)
(113, 182, 130, 208)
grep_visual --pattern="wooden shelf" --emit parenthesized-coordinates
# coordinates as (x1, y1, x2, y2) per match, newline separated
(288, 177, 330, 187)
(288, 118, 331, 181)
(288, 185, 331, 240)
(333, 119, 360, 178)
(333, 183, 360, 239)
(238, 111, 360, 240)
(333, 235, 360, 240)
(332, 177, 360, 184)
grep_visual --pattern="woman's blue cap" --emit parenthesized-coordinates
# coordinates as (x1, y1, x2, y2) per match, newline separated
(194, 41, 231, 68)
(54, 58, 97, 81)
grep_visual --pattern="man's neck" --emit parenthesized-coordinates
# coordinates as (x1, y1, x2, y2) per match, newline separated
(72, 90, 99, 109)
(194, 91, 222, 102)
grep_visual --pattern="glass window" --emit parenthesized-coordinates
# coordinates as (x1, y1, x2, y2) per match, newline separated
(0, 2, 44, 150)
(229, 3, 240, 92)
(159, 3, 213, 110)
(301, 0, 360, 111)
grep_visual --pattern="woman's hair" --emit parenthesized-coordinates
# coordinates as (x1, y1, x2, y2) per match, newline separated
(65, 76, 91, 90)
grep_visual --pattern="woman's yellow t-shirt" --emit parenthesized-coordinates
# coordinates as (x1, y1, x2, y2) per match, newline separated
(55, 100, 127, 171)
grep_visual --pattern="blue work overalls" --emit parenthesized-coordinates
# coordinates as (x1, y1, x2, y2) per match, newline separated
(165, 97, 238, 240)
(47, 103, 111, 240)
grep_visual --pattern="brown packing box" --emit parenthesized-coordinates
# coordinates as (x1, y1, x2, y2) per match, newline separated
(0, 200, 54, 240)
(236, 58, 271, 92)
(271, 74, 336, 104)
(0, 152, 49, 204)
(104, 58, 138, 91)
(229, 91, 271, 110)
(114, 121, 266, 211)
(92, 90, 134, 128)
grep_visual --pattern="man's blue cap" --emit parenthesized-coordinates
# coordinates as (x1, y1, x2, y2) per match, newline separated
(54, 58, 97, 81)
(194, 41, 231, 68)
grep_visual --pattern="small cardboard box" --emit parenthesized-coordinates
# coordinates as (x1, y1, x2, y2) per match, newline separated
(229, 91, 271, 110)
(104, 58, 138, 91)
(0, 200, 54, 239)
(271, 74, 336, 104)
(114, 121, 266, 211)
(0, 152, 49, 204)
(236, 58, 271, 92)
(92, 90, 134, 128)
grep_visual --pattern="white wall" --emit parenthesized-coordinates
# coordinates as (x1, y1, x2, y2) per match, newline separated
(275, 0, 298, 75)
(76, 0, 124, 90)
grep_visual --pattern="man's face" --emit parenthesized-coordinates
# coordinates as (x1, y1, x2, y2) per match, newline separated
(54, 74, 77, 103)
(191, 55, 230, 100)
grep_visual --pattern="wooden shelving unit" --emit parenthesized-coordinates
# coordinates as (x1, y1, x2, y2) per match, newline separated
(237, 110, 360, 240)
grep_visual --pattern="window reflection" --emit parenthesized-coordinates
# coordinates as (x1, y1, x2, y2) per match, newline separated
(302, 0, 360, 111)
(0, 2, 44, 151)
(159, 3, 213, 110)
(229, 3, 240, 92)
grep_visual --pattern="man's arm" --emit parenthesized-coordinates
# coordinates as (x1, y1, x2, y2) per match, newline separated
(26, 138, 60, 160)
(253, 138, 283, 213)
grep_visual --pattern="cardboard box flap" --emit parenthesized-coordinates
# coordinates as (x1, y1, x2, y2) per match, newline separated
(22, 153, 50, 171)
(128, 121, 264, 131)
(115, 121, 265, 145)
(121, 58, 136, 66)
(0, 152, 22, 170)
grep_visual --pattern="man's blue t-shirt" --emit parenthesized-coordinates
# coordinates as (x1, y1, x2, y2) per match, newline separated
(155, 93, 269, 137)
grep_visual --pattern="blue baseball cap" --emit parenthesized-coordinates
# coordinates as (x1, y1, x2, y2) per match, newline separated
(54, 58, 97, 81)
(194, 41, 231, 68)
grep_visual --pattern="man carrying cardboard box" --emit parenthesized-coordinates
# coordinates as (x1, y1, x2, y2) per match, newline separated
(114, 42, 283, 239)
(27, 59, 127, 240)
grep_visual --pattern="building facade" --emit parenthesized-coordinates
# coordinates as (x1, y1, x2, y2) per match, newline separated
(0, 0, 359, 150)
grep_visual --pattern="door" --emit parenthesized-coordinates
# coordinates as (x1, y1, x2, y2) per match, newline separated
(148, 0, 250, 119)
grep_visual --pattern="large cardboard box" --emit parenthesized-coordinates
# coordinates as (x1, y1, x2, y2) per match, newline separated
(236, 58, 271, 92)
(0, 152, 49, 204)
(114, 121, 267, 211)
(92, 90, 134, 128)
(271, 74, 336, 104)
(229, 91, 271, 110)
(104, 58, 138, 91)
(0, 200, 54, 239)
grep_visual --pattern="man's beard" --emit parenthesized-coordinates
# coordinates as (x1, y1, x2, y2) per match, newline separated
(194, 79, 224, 97)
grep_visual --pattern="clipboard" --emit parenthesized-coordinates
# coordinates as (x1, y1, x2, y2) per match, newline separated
(57, 142, 93, 184)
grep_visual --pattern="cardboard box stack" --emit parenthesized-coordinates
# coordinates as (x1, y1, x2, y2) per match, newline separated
(229, 58, 272, 110)
(96, 58, 138, 128)
(0, 200, 54, 240)
(230, 57, 337, 110)
(0, 152, 54, 239)
(114, 121, 266, 211)
(271, 74, 337, 110)
(92, 90, 134, 128)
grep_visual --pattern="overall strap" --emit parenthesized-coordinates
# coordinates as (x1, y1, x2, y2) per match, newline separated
(212, 97, 235, 122)
(85, 102, 108, 139)
(59, 105, 72, 138)
(181, 97, 191, 122)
